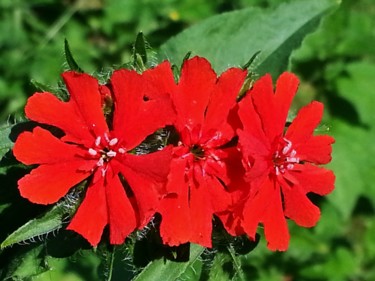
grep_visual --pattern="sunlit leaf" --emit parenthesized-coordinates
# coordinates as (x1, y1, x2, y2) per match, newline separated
(159, 0, 340, 78)
(1, 195, 79, 249)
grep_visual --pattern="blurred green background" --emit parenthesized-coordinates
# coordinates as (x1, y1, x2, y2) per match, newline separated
(1, 0, 375, 280)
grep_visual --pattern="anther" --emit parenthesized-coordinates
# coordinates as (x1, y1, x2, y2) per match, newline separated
(118, 148, 126, 154)
(97, 158, 104, 167)
(104, 133, 110, 143)
(95, 136, 101, 147)
(88, 148, 98, 156)
(290, 149, 297, 157)
(106, 150, 117, 157)
(109, 138, 118, 146)
(275, 167, 280, 175)
(101, 168, 106, 177)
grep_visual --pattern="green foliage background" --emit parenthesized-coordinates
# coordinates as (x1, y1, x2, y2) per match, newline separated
(0, 0, 375, 280)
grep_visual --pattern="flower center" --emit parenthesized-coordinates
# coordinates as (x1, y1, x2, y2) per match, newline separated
(190, 144, 205, 159)
(87, 134, 126, 176)
(273, 138, 299, 175)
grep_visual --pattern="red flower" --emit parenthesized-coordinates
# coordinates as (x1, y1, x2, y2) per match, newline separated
(158, 57, 247, 247)
(13, 62, 176, 246)
(236, 72, 335, 251)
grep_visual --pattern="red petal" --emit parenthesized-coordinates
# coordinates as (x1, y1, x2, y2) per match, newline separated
(106, 174, 137, 244)
(173, 57, 217, 131)
(121, 146, 172, 185)
(67, 174, 108, 246)
(202, 67, 247, 141)
(62, 72, 108, 138)
(117, 147, 172, 227)
(18, 161, 91, 204)
(274, 72, 299, 134)
(142, 61, 177, 100)
(25, 93, 93, 142)
(281, 179, 321, 227)
(197, 165, 230, 213)
(188, 173, 214, 247)
(216, 146, 246, 188)
(238, 92, 270, 157)
(13, 127, 86, 165)
(291, 163, 335, 195)
(262, 187, 290, 251)
(296, 135, 334, 164)
(252, 72, 299, 141)
(217, 209, 245, 237)
(159, 159, 192, 246)
(242, 177, 275, 240)
(285, 101, 324, 144)
(250, 74, 279, 140)
(111, 65, 175, 150)
(120, 166, 160, 228)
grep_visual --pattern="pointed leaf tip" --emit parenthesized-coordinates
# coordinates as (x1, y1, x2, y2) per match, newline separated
(64, 39, 84, 73)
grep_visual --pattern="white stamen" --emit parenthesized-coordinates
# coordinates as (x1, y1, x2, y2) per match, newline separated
(95, 136, 101, 146)
(109, 138, 118, 146)
(282, 146, 289, 155)
(97, 158, 104, 167)
(286, 157, 299, 163)
(275, 167, 280, 175)
(290, 149, 297, 157)
(88, 148, 97, 156)
(104, 133, 110, 142)
(101, 168, 106, 177)
(106, 150, 117, 157)
(118, 148, 126, 154)
(287, 164, 294, 170)
(282, 139, 292, 155)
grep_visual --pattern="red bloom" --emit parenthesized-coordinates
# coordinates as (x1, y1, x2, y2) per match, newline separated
(158, 57, 247, 247)
(236, 72, 335, 251)
(13, 62, 176, 246)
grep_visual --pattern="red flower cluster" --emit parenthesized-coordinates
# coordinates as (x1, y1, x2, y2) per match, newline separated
(13, 57, 335, 250)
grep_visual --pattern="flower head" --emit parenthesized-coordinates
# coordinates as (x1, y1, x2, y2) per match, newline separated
(158, 57, 247, 247)
(236, 72, 335, 251)
(13, 62, 176, 246)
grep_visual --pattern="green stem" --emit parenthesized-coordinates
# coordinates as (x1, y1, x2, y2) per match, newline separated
(227, 244, 246, 281)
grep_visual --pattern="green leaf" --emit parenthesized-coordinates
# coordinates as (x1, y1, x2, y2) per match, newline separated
(97, 244, 135, 281)
(159, 0, 340, 78)
(133, 32, 148, 67)
(30, 79, 57, 93)
(98, 244, 116, 281)
(328, 61, 375, 219)
(133, 243, 205, 281)
(64, 38, 84, 73)
(0, 123, 14, 160)
(0, 244, 49, 280)
(1, 199, 76, 249)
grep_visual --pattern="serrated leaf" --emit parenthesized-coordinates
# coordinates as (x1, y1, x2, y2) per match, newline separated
(159, 0, 340, 78)
(133, 32, 148, 66)
(30, 79, 57, 93)
(1, 201, 72, 249)
(64, 38, 84, 73)
(133, 243, 205, 281)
